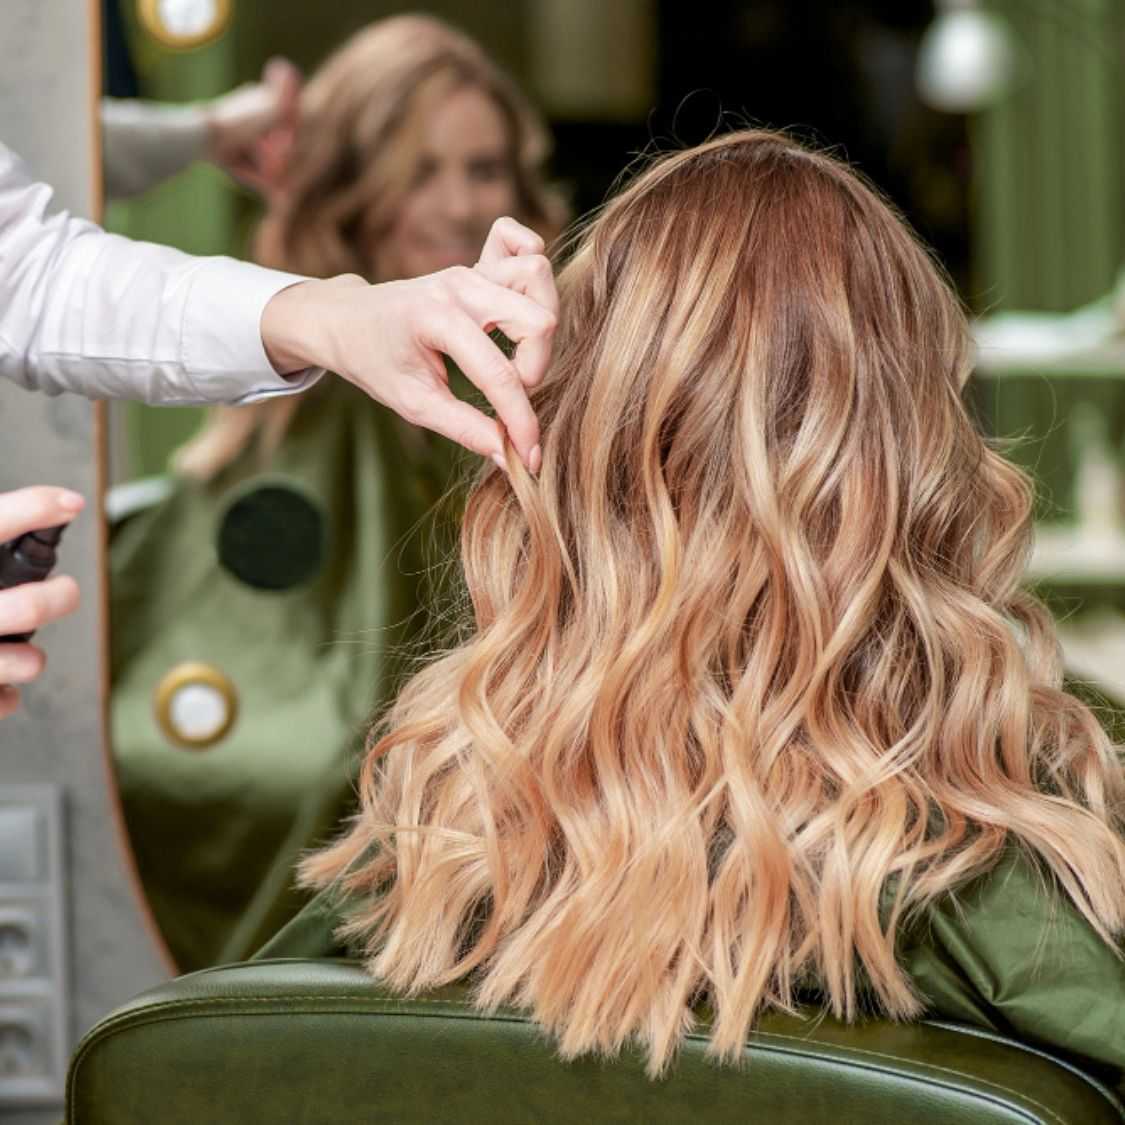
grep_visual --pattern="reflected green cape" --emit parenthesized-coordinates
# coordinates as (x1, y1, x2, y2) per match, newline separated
(110, 379, 465, 970)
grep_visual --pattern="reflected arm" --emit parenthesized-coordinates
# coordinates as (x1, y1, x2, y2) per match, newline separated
(100, 98, 209, 200)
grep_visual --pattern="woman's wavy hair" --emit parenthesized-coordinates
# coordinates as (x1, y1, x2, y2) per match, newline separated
(303, 130, 1125, 1075)
(175, 14, 566, 480)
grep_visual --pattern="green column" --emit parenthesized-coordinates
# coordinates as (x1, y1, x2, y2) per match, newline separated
(974, 0, 1124, 312)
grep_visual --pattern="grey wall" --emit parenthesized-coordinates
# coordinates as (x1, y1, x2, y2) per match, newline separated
(0, 1, 172, 1120)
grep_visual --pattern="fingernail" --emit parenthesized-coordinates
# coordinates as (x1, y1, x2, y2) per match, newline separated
(59, 491, 85, 512)
(492, 453, 507, 472)
(529, 445, 542, 475)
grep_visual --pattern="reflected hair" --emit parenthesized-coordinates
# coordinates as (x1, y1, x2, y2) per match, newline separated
(303, 130, 1125, 1075)
(255, 13, 565, 280)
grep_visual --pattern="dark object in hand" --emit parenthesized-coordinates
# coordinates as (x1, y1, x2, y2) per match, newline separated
(0, 525, 65, 642)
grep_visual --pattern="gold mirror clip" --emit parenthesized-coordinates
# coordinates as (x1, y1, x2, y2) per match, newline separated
(153, 661, 238, 750)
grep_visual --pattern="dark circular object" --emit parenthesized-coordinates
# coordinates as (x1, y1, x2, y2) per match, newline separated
(216, 483, 325, 591)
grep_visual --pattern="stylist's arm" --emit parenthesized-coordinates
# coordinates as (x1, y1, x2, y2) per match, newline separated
(0, 217, 556, 718)
(2, 134, 558, 715)
(0, 488, 84, 718)
(260, 217, 557, 472)
(2, 142, 557, 463)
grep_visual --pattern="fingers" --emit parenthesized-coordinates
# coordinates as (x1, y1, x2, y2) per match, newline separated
(473, 253, 558, 388)
(475, 250, 559, 317)
(209, 59, 302, 186)
(475, 218, 558, 389)
(477, 216, 545, 266)
(445, 268, 557, 393)
(251, 129, 294, 197)
(0, 686, 20, 720)
(0, 575, 80, 637)
(220, 154, 268, 193)
(406, 385, 505, 465)
(0, 490, 76, 721)
(420, 305, 540, 467)
(0, 487, 83, 542)
(0, 643, 45, 685)
(472, 221, 555, 393)
(262, 57, 302, 116)
(242, 60, 300, 196)
(321, 248, 555, 469)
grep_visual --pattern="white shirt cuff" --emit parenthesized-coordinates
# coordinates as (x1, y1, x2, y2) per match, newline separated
(180, 257, 325, 404)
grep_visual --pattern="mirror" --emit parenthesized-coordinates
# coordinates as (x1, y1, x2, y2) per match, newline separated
(97, 0, 1125, 983)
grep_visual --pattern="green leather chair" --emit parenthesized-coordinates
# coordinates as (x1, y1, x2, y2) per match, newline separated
(67, 959, 1124, 1123)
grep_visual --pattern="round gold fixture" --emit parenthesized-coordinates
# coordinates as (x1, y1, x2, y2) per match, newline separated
(153, 661, 238, 750)
(137, 0, 232, 51)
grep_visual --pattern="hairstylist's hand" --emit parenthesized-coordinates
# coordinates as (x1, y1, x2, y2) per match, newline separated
(0, 487, 84, 720)
(260, 218, 557, 472)
(205, 57, 301, 192)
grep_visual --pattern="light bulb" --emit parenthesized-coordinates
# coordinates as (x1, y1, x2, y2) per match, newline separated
(917, 0, 1015, 112)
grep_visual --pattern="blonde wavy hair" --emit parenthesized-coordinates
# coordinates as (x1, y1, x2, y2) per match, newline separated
(303, 130, 1125, 1075)
(176, 14, 566, 480)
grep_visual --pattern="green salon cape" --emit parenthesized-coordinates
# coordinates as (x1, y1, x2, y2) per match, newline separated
(255, 847, 1125, 1102)
(110, 378, 466, 971)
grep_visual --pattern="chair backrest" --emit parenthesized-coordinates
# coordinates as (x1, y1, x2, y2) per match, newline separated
(67, 959, 1125, 1124)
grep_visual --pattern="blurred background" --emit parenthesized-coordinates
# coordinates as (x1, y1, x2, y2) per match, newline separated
(96, 0, 1125, 972)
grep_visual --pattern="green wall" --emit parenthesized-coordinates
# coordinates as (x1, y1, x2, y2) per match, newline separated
(974, 0, 1124, 311)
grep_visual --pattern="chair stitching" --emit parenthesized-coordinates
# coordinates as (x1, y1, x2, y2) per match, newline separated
(922, 1020, 1125, 1114)
(66, 997, 466, 1124)
(68, 1014, 1049, 1125)
(755, 1030, 1069, 1125)
(68, 996, 1082, 1125)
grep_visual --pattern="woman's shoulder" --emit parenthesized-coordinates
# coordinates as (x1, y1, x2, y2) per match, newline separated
(906, 844, 1123, 957)
(898, 844, 1125, 1090)
(252, 884, 352, 961)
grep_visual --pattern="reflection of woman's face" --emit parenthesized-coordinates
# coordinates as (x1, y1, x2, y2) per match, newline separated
(377, 86, 519, 280)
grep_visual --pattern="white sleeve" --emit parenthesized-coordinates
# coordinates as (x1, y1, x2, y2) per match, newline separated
(0, 141, 323, 405)
(100, 98, 209, 200)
